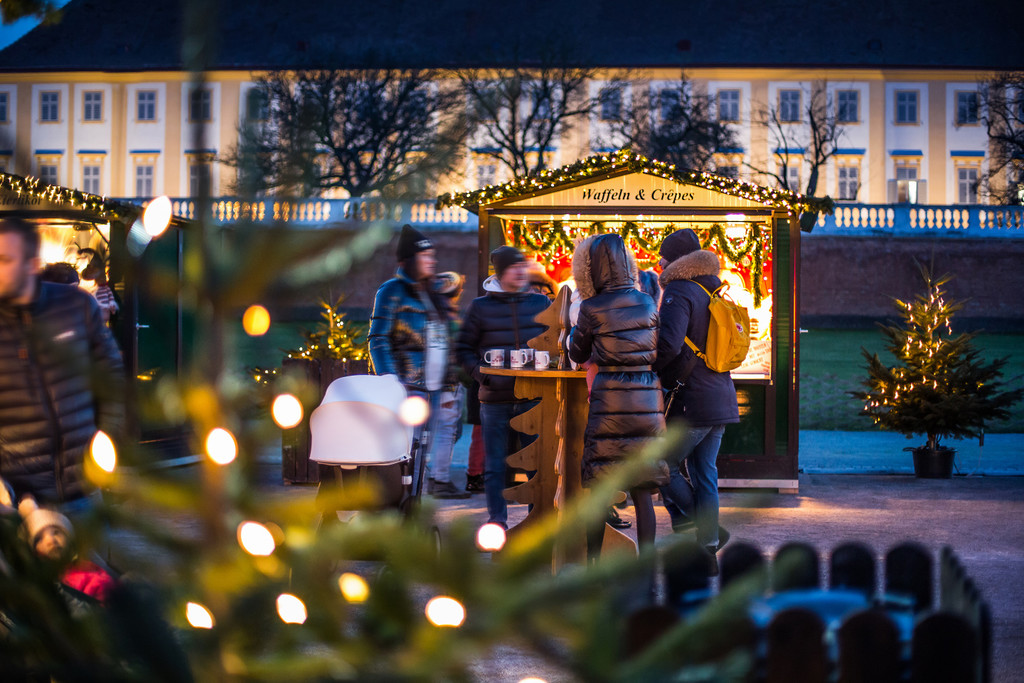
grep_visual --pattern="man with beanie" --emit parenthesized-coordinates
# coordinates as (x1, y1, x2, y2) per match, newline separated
(455, 246, 550, 527)
(653, 228, 739, 576)
(367, 225, 463, 498)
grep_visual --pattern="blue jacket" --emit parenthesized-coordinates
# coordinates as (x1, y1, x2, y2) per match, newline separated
(0, 282, 125, 504)
(368, 268, 453, 393)
(654, 249, 740, 427)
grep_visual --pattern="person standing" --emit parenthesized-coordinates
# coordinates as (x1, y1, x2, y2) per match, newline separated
(566, 234, 665, 556)
(0, 218, 125, 511)
(653, 228, 739, 575)
(368, 225, 458, 497)
(455, 246, 550, 528)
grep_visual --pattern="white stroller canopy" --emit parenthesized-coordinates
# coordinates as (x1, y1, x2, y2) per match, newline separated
(309, 374, 414, 467)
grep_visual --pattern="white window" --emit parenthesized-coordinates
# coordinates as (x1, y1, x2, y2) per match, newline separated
(659, 89, 680, 120)
(246, 88, 268, 121)
(895, 164, 920, 203)
(135, 165, 154, 197)
(837, 165, 859, 200)
(837, 90, 859, 123)
(477, 163, 496, 187)
(190, 88, 212, 122)
(40, 91, 59, 122)
(785, 163, 801, 190)
(82, 165, 101, 194)
(599, 87, 621, 121)
(0, 93, 8, 122)
(189, 162, 210, 197)
(896, 91, 918, 123)
(956, 92, 979, 125)
(779, 90, 801, 122)
(718, 89, 740, 122)
(39, 164, 58, 184)
(137, 90, 156, 121)
(83, 91, 103, 121)
(957, 167, 978, 204)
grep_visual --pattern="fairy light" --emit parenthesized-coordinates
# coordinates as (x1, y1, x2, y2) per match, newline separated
(272, 393, 303, 429)
(242, 305, 271, 336)
(237, 521, 276, 556)
(425, 596, 466, 627)
(90, 430, 117, 473)
(399, 395, 430, 426)
(476, 523, 507, 552)
(338, 573, 370, 603)
(276, 593, 307, 624)
(205, 427, 237, 465)
(143, 195, 173, 237)
(186, 602, 215, 629)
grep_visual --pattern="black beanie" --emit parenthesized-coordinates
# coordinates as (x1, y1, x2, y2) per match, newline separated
(490, 245, 526, 279)
(396, 224, 433, 261)
(659, 228, 701, 263)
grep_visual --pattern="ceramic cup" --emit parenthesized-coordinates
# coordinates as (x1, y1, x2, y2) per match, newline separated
(534, 350, 551, 370)
(484, 348, 505, 368)
(510, 349, 527, 369)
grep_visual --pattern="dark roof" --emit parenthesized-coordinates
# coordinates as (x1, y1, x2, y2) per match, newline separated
(1, 0, 1022, 72)
(437, 149, 836, 216)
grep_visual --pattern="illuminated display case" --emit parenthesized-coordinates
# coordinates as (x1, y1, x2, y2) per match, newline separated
(439, 151, 833, 491)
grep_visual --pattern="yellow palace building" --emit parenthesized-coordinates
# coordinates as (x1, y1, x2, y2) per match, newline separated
(0, 0, 1020, 208)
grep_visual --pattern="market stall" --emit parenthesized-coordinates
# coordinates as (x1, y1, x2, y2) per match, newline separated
(438, 150, 833, 491)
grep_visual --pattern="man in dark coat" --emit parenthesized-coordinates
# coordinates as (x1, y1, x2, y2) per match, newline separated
(455, 246, 549, 528)
(567, 234, 664, 551)
(654, 228, 739, 575)
(0, 218, 125, 510)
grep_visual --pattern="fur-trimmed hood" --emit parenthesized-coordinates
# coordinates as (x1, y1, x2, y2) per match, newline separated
(659, 249, 721, 286)
(571, 234, 639, 299)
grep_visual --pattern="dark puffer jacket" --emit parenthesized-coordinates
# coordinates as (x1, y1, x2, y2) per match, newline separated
(654, 249, 740, 427)
(368, 268, 455, 392)
(0, 282, 125, 504)
(455, 277, 550, 404)
(567, 234, 665, 485)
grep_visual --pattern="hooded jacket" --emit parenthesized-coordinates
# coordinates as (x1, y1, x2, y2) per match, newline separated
(368, 267, 455, 393)
(0, 282, 125, 504)
(654, 249, 740, 426)
(455, 275, 550, 404)
(567, 234, 664, 485)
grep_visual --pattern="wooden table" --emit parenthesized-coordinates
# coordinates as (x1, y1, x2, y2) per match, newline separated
(480, 367, 637, 567)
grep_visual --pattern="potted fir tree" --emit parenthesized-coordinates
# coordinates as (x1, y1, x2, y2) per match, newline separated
(853, 264, 1022, 478)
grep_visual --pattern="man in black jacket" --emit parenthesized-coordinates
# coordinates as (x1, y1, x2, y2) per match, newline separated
(0, 218, 125, 510)
(455, 246, 549, 527)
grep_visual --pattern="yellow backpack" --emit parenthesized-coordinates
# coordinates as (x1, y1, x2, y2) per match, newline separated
(684, 281, 751, 373)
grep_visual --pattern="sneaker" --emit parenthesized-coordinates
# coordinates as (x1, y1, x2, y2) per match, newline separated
(606, 508, 632, 529)
(430, 479, 471, 500)
(464, 474, 484, 493)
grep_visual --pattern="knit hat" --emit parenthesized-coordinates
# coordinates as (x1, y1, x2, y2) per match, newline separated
(18, 497, 73, 546)
(396, 224, 433, 261)
(490, 246, 526, 279)
(659, 228, 701, 263)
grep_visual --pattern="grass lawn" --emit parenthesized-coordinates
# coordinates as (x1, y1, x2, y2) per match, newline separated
(799, 329, 1024, 432)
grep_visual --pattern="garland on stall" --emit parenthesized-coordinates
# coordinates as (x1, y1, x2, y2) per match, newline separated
(0, 171, 140, 222)
(438, 148, 835, 217)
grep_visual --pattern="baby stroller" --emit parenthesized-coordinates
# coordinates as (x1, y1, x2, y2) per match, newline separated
(309, 374, 432, 522)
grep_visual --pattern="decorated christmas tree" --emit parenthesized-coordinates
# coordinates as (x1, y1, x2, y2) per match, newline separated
(284, 296, 368, 362)
(854, 263, 1022, 452)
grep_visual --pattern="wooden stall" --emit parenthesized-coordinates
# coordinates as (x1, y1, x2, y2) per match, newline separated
(438, 151, 833, 492)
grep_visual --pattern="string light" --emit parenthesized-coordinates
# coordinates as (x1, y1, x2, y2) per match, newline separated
(272, 393, 304, 429)
(338, 573, 370, 603)
(90, 430, 117, 473)
(237, 521, 277, 556)
(276, 593, 307, 624)
(205, 427, 238, 465)
(425, 596, 466, 627)
(186, 602, 215, 629)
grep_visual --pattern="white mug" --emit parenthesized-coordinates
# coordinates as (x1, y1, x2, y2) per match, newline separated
(510, 349, 527, 369)
(484, 348, 505, 367)
(534, 350, 551, 370)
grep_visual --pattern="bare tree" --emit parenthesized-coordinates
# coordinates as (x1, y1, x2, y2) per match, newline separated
(748, 83, 845, 198)
(597, 75, 737, 172)
(455, 56, 599, 179)
(224, 67, 466, 199)
(979, 72, 1024, 205)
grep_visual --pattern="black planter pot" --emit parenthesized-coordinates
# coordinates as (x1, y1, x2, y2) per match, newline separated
(909, 446, 956, 479)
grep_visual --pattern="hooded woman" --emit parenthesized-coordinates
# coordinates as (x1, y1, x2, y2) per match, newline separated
(567, 234, 665, 554)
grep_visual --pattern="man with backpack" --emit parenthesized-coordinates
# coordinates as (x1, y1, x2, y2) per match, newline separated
(653, 228, 741, 576)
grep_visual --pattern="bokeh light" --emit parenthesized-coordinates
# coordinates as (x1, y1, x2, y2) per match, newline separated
(476, 523, 507, 552)
(242, 305, 271, 336)
(237, 521, 276, 556)
(398, 395, 430, 426)
(519, 678, 549, 683)
(276, 593, 307, 624)
(338, 573, 370, 603)
(185, 601, 214, 629)
(425, 596, 465, 627)
(142, 195, 172, 237)
(271, 394, 303, 429)
(205, 427, 237, 465)
(90, 430, 117, 473)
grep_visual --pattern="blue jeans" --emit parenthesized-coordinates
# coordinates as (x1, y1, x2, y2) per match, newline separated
(659, 424, 725, 548)
(479, 401, 538, 526)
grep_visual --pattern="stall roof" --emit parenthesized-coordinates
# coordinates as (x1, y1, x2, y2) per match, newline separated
(436, 150, 835, 217)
